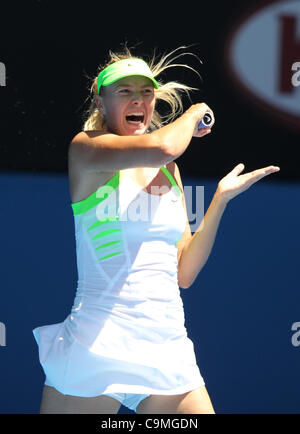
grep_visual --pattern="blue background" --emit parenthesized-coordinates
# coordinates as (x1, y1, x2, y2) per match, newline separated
(0, 171, 299, 414)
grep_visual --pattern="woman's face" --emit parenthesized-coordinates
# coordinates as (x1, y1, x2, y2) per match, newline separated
(97, 75, 156, 136)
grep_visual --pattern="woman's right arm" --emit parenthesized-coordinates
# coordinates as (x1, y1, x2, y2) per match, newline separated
(69, 103, 212, 173)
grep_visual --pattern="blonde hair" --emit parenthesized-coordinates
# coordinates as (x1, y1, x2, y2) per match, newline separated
(82, 46, 202, 132)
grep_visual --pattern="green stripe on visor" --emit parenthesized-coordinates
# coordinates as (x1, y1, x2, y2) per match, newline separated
(97, 58, 159, 94)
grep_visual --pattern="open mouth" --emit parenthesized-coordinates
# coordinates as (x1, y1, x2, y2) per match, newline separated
(125, 113, 145, 124)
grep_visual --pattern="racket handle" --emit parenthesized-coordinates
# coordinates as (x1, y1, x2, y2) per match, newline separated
(198, 111, 215, 130)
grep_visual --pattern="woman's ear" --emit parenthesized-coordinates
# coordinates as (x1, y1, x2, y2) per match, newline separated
(94, 94, 105, 115)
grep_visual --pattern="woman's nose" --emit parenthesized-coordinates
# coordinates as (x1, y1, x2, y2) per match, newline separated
(132, 92, 142, 104)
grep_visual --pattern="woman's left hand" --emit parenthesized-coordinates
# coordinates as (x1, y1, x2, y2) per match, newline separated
(216, 163, 280, 204)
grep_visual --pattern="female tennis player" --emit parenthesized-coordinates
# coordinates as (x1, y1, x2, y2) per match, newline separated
(33, 47, 280, 414)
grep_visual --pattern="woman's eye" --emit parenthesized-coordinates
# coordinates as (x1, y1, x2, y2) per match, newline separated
(117, 88, 153, 95)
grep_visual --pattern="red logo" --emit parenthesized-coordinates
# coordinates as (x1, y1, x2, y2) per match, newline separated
(224, 0, 300, 133)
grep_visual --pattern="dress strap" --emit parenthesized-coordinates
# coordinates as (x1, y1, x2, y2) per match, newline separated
(160, 166, 181, 196)
(71, 171, 120, 216)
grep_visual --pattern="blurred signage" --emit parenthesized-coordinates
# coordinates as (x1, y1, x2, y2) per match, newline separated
(225, 0, 300, 132)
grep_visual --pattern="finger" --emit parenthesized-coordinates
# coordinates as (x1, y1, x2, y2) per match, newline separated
(198, 128, 211, 137)
(249, 166, 280, 178)
(244, 167, 280, 186)
(264, 165, 280, 171)
(230, 163, 245, 175)
(257, 165, 280, 173)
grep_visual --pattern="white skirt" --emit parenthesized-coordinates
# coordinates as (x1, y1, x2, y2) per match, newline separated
(33, 318, 205, 397)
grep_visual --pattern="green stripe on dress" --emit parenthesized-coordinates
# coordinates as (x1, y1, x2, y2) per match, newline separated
(99, 251, 123, 261)
(71, 171, 120, 216)
(95, 240, 121, 250)
(160, 166, 181, 196)
(88, 216, 120, 231)
(91, 228, 121, 241)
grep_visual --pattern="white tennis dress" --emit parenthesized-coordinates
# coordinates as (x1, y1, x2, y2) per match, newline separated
(33, 165, 205, 396)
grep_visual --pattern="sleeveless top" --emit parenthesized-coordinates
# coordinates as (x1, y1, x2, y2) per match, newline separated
(32, 165, 205, 396)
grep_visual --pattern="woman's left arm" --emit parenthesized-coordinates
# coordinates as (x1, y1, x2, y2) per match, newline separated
(177, 162, 280, 289)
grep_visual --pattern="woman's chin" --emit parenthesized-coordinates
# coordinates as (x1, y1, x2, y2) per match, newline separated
(124, 123, 148, 135)
(132, 129, 147, 135)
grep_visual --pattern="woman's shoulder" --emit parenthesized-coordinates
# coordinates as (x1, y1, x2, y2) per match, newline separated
(68, 133, 117, 204)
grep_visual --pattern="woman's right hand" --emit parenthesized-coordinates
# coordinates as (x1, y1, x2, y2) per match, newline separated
(184, 103, 214, 138)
